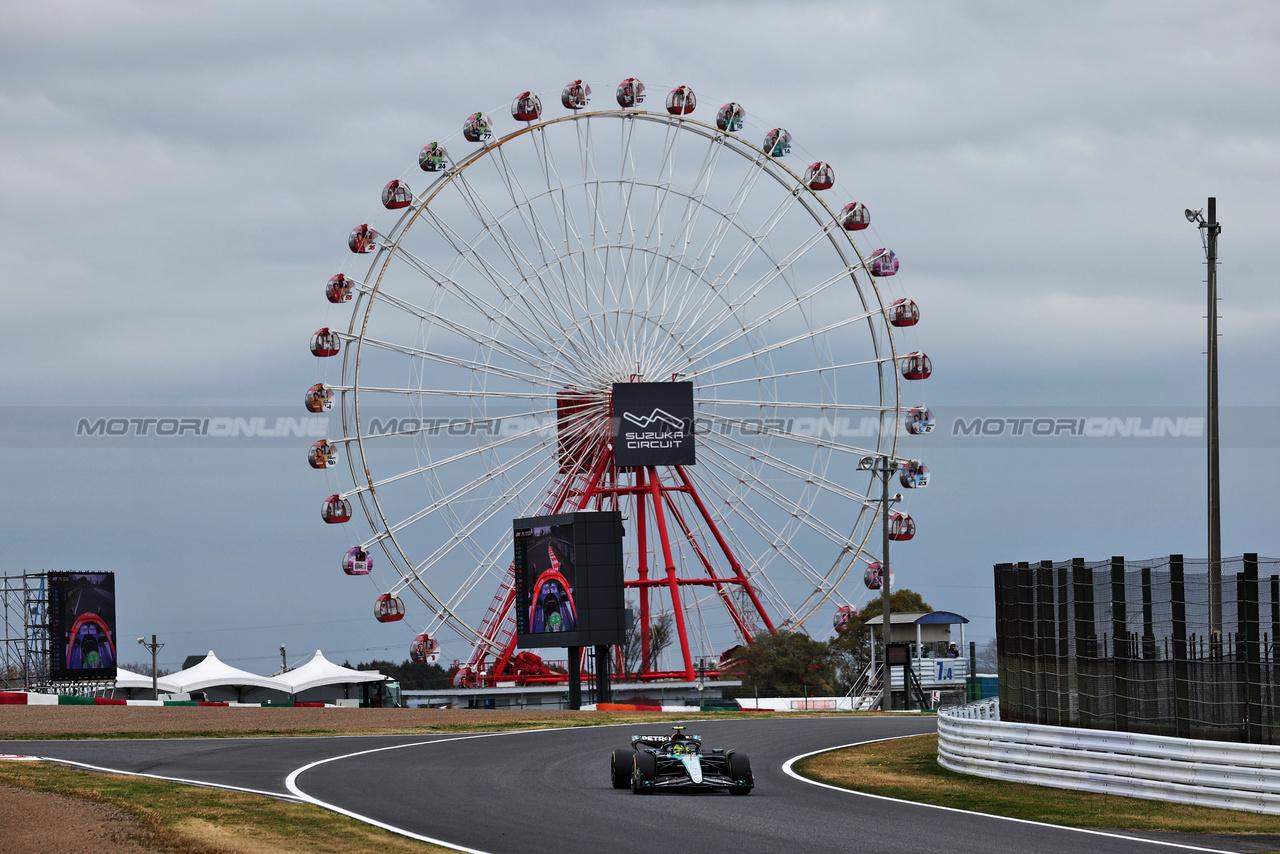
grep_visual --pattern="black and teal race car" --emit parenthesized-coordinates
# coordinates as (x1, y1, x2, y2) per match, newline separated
(610, 726, 753, 795)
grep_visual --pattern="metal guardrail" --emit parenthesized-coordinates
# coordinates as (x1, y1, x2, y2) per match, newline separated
(937, 700, 1280, 815)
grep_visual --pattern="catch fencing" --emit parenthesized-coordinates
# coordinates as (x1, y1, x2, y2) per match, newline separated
(995, 554, 1280, 743)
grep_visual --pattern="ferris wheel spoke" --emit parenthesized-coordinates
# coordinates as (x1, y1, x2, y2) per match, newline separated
(677, 233, 856, 368)
(370, 280, 556, 380)
(702, 398, 892, 413)
(688, 312, 891, 381)
(358, 336, 550, 386)
(695, 441, 866, 550)
(698, 411, 885, 459)
(697, 429, 875, 507)
(684, 453, 835, 598)
(695, 362, 891, 392)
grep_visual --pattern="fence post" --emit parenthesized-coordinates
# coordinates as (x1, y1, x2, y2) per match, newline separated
(1056, 562, 1074, 726)
(1073, 558, 1095, 729)
(994, 563, 1018, 720)
(1170, 555, 1191, 739)
(1111, 556, 1129, 732)
(1244, 554, 1263, 743)
(1037, 561, 1056, 725)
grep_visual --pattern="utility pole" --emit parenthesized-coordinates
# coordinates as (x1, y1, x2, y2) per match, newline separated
(1186, 198, 1222, 639)
(860, 454, 901, 710)
(136, 634, 164, 699)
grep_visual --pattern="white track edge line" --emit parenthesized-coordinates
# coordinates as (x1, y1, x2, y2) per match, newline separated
(35, 757, 304, 801)
(780, 735, 1237, 854)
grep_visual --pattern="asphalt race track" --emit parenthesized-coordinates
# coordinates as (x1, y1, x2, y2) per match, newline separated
(1, 717, 1261, 854)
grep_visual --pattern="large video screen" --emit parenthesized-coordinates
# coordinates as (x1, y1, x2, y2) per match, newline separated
(47, 572, 118, 681)
(514, 511, 625, 649)
(514, 518, 579, 635)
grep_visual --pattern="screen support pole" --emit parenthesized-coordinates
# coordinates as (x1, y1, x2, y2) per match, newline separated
(568, 646, 581, 710)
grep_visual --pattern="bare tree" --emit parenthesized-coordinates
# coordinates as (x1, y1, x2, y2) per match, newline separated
(620, 608, 673, 677)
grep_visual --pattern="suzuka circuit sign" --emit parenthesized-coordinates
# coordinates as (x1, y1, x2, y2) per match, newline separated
(612, 381, 695, 467)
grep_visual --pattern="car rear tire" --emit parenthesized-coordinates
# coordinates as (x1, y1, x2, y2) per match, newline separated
(727, 752, 753, 795)
(631, 752, 656, 794)
(611, 748, 636, 789)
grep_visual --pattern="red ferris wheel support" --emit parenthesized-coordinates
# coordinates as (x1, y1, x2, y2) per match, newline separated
(456, 401, 777, 687)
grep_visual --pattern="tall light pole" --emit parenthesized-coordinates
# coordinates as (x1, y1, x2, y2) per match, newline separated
(136, 634, 164, 699)
(1185, 198, 1222, 639)
(859, 454, 901, 710)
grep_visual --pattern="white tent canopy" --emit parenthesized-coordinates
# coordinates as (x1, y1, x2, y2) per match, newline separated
(167, 651, 288, 694)
(113, 666, 181, 694)
(275, 650, 385, 694)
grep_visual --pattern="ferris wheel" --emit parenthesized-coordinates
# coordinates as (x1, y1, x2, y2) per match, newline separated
(308, 78, 931, 684)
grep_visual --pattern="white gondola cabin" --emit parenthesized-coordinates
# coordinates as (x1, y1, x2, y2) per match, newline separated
(322, 494, 352, 523)
(463, 112, 493, 143)
(348, 224, 380, 254)
(868, 248, 899, 277)
(326, 274, 353, 303)
(899, 461, 930, 489)
(310, 328, 340, 357)
(381, 179, 413, 210)
(561, 80, 590, 110)
(511, 91, 542, 122)
(308, 440, 338, 469)
(305, 383, 333, 413)
(666, 85, 696, 115)
(419, 142, 449, 172)
(343, 546, 372, 576)
(375, 593, 405, 623)
(716, 102, 745, 132)
(804, 162, 834, 190)
(906, 407, 934, 435)
(616, 78, 645, 108)
(839, 202, 870, 231)
(900, 351, 932, 380)
(764, 128, 791, 157)
(410, 633, 440, 663)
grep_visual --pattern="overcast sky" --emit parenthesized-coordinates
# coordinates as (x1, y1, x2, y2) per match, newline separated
(2, 1, 1277, 675)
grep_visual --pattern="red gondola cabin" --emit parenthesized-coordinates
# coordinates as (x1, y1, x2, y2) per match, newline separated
(804, 162, 834, 191)
(349, 224, 380, 254)
(764, 128, 791, 157)
(561, 80, 590, 110)
(410, 633, 440, 663)
(463, 112, 493, 143)
(833, 604, 855, 632)
(419, 142, 449, 172)
(868, 248, 899, 277)
(326, 274, 353, 303)
(887, 298, 919, 327)
(343, 546, 372, 576)
(512, 91, 542, 122)
(322, 494, 352, 523)
(899, 461, 930, 489)
(666, 85, 696, 115)
(308, 440, 338, 469)
(900, 351, 932, 380)
(716, 102, 745, 132)
(375, 593, 405, 623)
(906, 407, 934, 435)
(840, 202, 870, 231)
(888, 512, 916, 541)
(381, 179, 413, 210)
(616, 78, 645, 108)
(310, 328, 340, 357)
(305, 383, 333, 413)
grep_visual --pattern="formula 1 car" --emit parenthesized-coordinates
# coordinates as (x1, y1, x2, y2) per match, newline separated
(610, 726, 754, 795)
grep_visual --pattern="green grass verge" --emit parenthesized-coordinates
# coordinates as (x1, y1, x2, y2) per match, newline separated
(0, 760, 453, 853)
(795, 734, 1280, 840)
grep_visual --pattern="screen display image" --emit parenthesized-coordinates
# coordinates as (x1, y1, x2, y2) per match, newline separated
(517, 522, 578, 634)
(47, 572, 117, 681)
